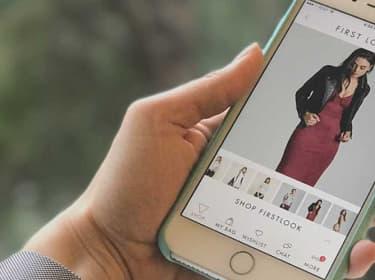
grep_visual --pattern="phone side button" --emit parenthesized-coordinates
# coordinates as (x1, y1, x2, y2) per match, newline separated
(229, 251, 255, 275)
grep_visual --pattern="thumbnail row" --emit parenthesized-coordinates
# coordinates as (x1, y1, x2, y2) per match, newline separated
(205, 155, 357, 235)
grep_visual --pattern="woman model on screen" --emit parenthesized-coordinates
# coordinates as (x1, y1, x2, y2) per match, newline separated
(333, 209, 347, 233)
(306, 199, 322, 222)
(280, 188, 297, 211)
(276, 48, 374, 186)
(227, 166, 247, 189)
(205, 155, 223, 178)
(253, 177, 271, 199)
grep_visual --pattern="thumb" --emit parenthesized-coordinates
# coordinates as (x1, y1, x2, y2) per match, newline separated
(347, 240, 375, 279)
(159, 43, 264, 128)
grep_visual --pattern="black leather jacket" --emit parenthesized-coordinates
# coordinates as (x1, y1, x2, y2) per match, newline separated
(296, 65, 370, 134)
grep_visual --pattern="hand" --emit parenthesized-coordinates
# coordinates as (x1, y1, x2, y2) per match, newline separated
(25, 43, 263, 279)
(340, 131, 352, 143)
(303, 112, 320, 126)
(79, 43, 262, 279)
(347, 218, 375, 279)
(348, 240, 375, 279)
(24, 43, 375, 279)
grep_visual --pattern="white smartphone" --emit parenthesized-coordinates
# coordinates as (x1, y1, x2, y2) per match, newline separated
(159, 1, 375, 279)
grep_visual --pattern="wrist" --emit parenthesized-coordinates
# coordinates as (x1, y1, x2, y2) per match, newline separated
(24, 205, 130, 280)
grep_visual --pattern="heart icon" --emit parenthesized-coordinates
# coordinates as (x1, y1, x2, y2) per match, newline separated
(255, 230, 264, 237)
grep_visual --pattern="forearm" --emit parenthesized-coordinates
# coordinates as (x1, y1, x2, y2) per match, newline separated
(23, 205, 130, 280)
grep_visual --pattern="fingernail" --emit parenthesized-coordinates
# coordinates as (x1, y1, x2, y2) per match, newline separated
(233, 42, 261, 63)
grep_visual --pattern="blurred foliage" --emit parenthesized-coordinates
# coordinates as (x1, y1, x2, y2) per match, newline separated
(0, 0, 372, 279)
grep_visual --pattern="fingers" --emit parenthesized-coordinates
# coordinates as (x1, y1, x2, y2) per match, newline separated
(183, 127, 209, 154)
(183, 111, 229, 154)
(307, 120, 318, 126)
(345, 132, 351, 140)
(199, 110, 228, 134)
(339, 133, 345, 142)
(309, 114, 320, 126)
(347, 240, 375, 279)
(312, 113, 320, 122)
(304, 113, 320, 126)
(161, 43, 264, 128)
(306, 120, 316, 126)
(339, 132, 351, 142)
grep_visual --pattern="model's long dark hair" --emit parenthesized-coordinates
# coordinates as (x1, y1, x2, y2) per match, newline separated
(340, 209, 347, 222)
(314, 199, 322, 212)
(336, 48, 375, 92)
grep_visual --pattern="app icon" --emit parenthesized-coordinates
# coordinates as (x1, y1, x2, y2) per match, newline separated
(225, 217, 234, 227)
(283, 243, 293, 250)
(199, 203, 209, 214)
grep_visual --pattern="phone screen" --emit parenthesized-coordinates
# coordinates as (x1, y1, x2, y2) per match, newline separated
(181, 1, 375, 278)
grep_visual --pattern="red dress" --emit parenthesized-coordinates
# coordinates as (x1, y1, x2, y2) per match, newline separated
(306, 209, 319, 221)
(276, 93, 353, 186)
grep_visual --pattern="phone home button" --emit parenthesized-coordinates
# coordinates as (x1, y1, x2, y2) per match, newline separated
(229, 251, 255, 275)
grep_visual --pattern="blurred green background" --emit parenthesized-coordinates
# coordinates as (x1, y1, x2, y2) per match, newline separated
(0, 0, 373, 279)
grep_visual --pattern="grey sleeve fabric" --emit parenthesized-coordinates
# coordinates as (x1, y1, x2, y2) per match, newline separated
(0, 251, 81, 280)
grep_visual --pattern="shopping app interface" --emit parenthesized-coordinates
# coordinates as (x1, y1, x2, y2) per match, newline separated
(182, 1, 375, 278)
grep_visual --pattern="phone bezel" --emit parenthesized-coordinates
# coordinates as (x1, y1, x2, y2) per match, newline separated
(158, 1, 375, 279)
